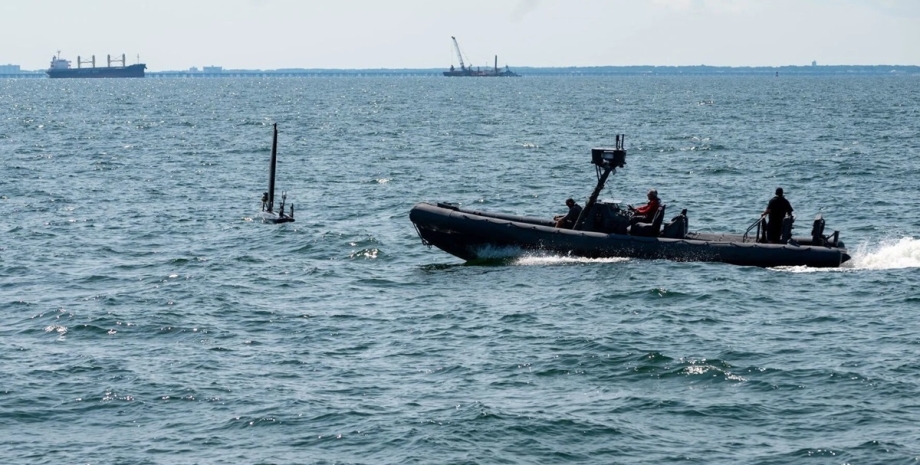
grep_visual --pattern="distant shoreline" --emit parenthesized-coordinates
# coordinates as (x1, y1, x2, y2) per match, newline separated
(2, 64, 918, 78)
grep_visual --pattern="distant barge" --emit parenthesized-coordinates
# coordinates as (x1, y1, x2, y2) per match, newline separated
(443, 37, 519, 77)
(46, 52, 146, 78)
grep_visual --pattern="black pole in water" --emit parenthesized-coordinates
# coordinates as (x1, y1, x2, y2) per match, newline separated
(267, 123, 278, 213)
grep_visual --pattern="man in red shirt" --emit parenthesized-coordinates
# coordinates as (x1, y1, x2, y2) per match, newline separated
(629, 189, 661, 223)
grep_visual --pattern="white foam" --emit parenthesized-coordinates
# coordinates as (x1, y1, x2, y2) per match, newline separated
(770, 236, 919, 273)
(846, 236, 920, 270)
(477, 237, 920, 270)
(472, 245, 630, 266)
(771, 265, 826, 273)
(513, 254, 630, 266)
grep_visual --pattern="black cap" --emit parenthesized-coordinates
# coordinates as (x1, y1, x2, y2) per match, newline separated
(775, 187, 784, 196)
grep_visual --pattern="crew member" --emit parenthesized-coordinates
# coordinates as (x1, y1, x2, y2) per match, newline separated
(628, 189, 661, 224)
(554, 198, 582, 229)
(762, 187, 794, 243)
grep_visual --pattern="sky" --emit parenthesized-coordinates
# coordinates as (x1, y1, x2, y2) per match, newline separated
(2, 0, 919, 71)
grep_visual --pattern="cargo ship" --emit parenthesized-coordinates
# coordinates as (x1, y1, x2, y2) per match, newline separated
(46, 52, 146, 78)
(443, 37, 519, 77)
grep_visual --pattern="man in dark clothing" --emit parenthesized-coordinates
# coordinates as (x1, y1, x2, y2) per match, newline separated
(762, 187, 794, 243)
(554, 198, 582, 229)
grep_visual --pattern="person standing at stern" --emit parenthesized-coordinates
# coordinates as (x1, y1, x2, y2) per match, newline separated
(762, 187, 794, 243)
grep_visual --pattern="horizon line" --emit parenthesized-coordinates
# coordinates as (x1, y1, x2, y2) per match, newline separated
(92, 63, 920, 72)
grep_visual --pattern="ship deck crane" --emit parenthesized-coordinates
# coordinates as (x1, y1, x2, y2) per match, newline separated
(450, 36, 468, 71)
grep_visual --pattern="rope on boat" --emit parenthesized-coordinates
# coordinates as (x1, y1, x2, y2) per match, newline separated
(411, 223, 431, 247)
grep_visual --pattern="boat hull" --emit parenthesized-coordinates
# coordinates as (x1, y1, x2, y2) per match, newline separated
(260, 211, 294, 224)
(410, 202, 850, 268)
(47, 64, 146, 78)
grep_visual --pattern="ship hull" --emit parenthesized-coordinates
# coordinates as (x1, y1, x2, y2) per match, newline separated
(47, 64, 146, 78)
(442, 70, 519, 77)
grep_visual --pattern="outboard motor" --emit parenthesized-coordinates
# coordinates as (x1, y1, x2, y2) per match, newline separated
(780, 214, 794, 244)
(811, 215, 826, 246)
(809, 214, 841, 247)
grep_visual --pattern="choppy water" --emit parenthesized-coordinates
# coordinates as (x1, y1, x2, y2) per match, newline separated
(2, 75, 920, 464)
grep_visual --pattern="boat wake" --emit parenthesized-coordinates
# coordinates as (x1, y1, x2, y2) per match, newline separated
(847, 236, 920, 270)
(778, 236, 920, 273)
(513, 255, 631, 266)
(469, 245, 631, 266)
(468, 238, 920, 271)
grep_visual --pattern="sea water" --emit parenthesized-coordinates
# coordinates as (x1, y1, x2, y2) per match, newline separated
(2, 75, 919, 464)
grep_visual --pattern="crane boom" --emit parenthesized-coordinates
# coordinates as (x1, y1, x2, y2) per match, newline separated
(450, 36, 467, 71)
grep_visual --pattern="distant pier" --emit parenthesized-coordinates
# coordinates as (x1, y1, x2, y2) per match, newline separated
(147, 70, 441, 78)
(0, 73, 45, 79)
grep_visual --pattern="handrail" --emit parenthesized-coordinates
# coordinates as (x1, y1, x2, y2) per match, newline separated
(742, 217, 766, 243)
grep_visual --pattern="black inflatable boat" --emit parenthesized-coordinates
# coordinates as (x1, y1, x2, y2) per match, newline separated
(409, 136, 850, 268)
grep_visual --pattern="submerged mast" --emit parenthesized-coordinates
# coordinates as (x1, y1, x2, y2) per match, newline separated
(267, 123, 278, 213)
(258, 123, 294, 223)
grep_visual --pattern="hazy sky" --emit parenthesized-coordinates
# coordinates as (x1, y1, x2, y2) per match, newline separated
(3, 0, 918, 71)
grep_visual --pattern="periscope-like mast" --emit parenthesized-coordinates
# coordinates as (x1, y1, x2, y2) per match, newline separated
(573, 135, 626, 230)
(260, 123, 294, 223)
(267, 123, 278, 213)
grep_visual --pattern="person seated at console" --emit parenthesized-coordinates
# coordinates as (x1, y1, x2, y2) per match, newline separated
(554, 198, 582, 229)
(628, 189, 661, 225)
